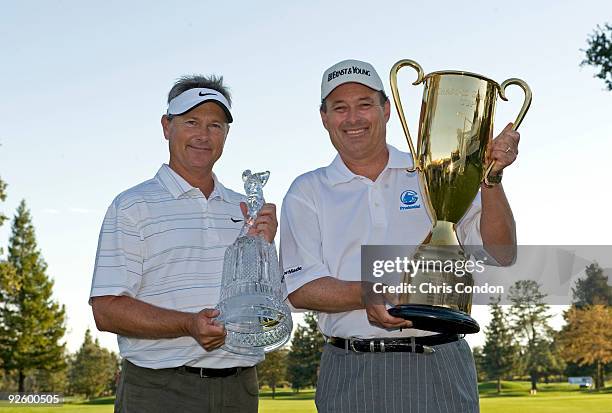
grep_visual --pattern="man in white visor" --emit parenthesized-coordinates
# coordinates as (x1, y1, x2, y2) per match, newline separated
(89, 75, 277, 412)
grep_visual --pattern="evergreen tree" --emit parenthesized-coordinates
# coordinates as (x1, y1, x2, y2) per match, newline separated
(0, 175, 19, 380)
(508, 280, 553, 394)
(572, 263, 612, 307)
(481, 296, 518, 393)
(540, 336, 566, 384)
(471, 346, 487, 382)
(286, 323, 309, 392)
(0, 176, 12, 385)
(582, 23, 612, 91)
(519, 337, 564, 385)
(0, 262, 19, 333)
(0, 200, 66, 391)
(286, 312, 324, 391)
(69, 329, 120, 399)
(30, 362, 69, 393)
(0, 175, 7, 231)
(257, 348, 288, 399)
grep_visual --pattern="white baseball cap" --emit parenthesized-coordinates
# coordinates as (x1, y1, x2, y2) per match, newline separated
(321, 59, 385, 101)
(167, 87, 233, 123)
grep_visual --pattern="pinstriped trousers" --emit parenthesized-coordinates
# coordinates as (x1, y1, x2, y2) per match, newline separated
(315, 339, 479, 413)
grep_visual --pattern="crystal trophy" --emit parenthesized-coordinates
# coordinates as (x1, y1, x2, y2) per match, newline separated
(216, 170, 293, 355)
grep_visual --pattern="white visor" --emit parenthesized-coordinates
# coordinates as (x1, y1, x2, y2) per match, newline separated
(167, 88, 233, 123)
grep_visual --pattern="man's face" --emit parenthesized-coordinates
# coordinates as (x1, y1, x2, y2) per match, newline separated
(320, 82, 390, 162)
(161, 101, 229, 177)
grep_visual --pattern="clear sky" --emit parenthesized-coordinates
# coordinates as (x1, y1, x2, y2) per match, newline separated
(1, 1, 611, 353)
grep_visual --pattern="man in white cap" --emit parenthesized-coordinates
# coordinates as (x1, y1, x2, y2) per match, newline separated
(89, 75, 277, 412)
(280, 59, 520, 412)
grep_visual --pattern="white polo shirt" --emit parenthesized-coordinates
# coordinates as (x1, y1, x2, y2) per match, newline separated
(280, 144, 486, 339)
(90, 164, 263, 369)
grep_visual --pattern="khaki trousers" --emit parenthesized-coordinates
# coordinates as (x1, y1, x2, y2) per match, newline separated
(115, 359, 258, 413)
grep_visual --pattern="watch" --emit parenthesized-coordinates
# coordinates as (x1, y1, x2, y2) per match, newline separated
(485, 170, 503, 186)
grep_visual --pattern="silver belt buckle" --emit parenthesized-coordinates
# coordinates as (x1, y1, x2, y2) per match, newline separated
(422, 345, 436, 355)
(349, 337, 361, 353)
(410, 337, 435, 355)
(367, 339, 385, 352)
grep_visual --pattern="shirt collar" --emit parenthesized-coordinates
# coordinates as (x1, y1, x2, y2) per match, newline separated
(155, 164, 229, 200)
(210, 173, 230, 201)
(326, 144, 414, 186)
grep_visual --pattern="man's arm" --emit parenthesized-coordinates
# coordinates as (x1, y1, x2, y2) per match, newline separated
(91, 295, 225, 351)
(480, 184, 516, 265)
(288, 277, 411, 329)
(288, 277, 362, 312)
(479, 122, 520, 265)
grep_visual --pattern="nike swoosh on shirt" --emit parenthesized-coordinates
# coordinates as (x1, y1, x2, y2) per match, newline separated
(230, 218, 243, 223)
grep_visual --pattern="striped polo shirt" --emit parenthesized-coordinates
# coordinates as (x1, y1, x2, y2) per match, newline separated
(90, 164, 263, 369)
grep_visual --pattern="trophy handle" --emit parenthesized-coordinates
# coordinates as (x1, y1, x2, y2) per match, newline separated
(390, 59, 425, 173)
(483, 78, 532, 186)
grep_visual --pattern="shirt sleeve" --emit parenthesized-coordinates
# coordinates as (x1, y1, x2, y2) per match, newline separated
(456, 191, 501, 265)
(279, 190, 332, 302)
(89, 200, 144, 302)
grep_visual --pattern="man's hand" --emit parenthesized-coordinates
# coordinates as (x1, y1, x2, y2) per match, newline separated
(364, 284, 412, 329)
(187, 308, 226, 351)
(240, 202, 278, 243)
(488, 122, 520, 174)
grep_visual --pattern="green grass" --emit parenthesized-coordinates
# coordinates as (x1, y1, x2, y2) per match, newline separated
(1, 382, 609, 413)
(260, 389, 317, 413)
(481, 394, 612, 413)
(479, 380, 612, 397)
(0, 405, 111, 412)
(479, 381, 612, 413)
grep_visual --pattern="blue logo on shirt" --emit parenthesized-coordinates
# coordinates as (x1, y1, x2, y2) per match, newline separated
(400, 190, 420, 210)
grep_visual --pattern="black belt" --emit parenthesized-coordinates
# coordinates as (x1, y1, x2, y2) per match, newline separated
(174, 365, 251, 378)
(328, 333, 460, 354)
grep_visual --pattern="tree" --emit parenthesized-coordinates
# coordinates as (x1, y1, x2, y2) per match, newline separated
(69, 329, 120, 399)
(286, 324, 310, 391)
(481, 296, 518, 393)
(0, 174, 19, 381)
(509, 280, 553, 394)
(0, 174, 18, 380)
(558, 305, 612, 389)
(471, 347, 487, 382)
(562, 262, 612, 386)
(582, 23, 612, 91)
(0, 174, 7, 231)
(0, 176, 13, 387)
(30, 363, 69, 393)
(286, 312, 324, 391)
(257, 348, 288, 398)
(0, 200, 66, 392)
(540, 336, 566, 384)
(572, 263, 612, 307)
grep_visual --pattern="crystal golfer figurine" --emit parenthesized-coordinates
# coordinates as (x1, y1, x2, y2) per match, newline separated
(216, 170, 293, 355)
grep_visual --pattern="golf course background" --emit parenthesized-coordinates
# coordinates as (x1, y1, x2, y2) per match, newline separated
(1, 381, 610, 413)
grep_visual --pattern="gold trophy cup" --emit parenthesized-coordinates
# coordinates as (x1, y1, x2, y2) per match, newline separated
(387, 59, 531, 334)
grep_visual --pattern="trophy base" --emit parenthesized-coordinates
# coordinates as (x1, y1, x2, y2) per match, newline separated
(388, 304, 480, 334)
(216, 293, 293, 355)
